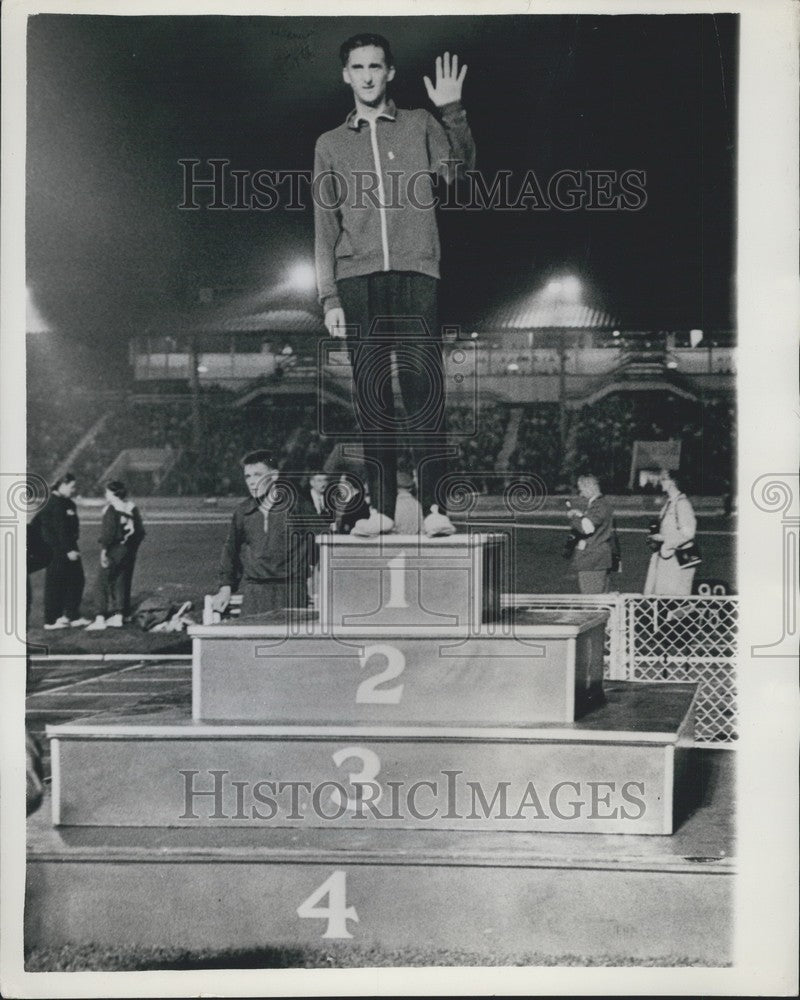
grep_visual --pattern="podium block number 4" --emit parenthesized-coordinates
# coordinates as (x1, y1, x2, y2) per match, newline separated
(297, 871, 359, 939)
(356, 644, 405, 704)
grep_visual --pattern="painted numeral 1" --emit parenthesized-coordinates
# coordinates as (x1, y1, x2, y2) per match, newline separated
(385, 551, 408, 608)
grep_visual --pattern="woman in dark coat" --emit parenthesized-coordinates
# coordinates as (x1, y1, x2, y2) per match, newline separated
(85, 480, 145, 630)
(39, 473, 90, 628)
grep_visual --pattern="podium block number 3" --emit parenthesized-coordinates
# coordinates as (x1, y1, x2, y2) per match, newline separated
(329, 746, 383, 812)
(297, 870, 359, 939)
(356, 644, 405, 704)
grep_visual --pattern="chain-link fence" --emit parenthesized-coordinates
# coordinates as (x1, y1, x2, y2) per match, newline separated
(504, 593, 738, 745)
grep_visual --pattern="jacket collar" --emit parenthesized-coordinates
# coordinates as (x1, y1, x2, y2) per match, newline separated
(346, 99, 397, 130)
(242, 494, 275, 515)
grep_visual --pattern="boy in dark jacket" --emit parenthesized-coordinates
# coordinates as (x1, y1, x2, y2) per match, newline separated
(39, 473, 91, 628)
(85, 480, 145, 630)
(209, 452, 308, 618)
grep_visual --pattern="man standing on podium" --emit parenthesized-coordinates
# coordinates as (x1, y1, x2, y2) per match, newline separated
(314, 34, 475, 538)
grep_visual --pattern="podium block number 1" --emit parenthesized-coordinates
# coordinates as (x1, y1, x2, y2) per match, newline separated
(356, 644, 405, 704)
(385, 551, 408, 608)
(297, 871, 359, 939)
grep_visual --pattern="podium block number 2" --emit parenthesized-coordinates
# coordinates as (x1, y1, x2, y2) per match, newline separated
(356, 644, 405, 704)
(297, 870, 359, 939)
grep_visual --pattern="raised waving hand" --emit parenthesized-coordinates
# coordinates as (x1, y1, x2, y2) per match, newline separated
(423, 52, 468, 107)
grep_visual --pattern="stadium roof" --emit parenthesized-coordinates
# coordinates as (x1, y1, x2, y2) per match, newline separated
(190, 308, 326, 335)
(478, 296, 618, 331)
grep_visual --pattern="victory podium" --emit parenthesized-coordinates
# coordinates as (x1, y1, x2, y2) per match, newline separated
(29, 532, 724, 961)
(317, 533, 505, 631)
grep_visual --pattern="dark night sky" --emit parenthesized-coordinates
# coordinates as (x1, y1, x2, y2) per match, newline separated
(26, 13, 737, 353)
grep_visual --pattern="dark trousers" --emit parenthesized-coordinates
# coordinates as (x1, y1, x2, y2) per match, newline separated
(337, 272, 449, 519)
(578, 570, 609, 595)
(241, 580, 288, 617)
(44, 557, 85, 624)
(120, 547, 139, 616)
(96, 553, 138, 617)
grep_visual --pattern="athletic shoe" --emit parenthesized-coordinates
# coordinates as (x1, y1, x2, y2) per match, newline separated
(43, 620, 69, 630)
(69, 617, 92, 627)
(351, 510, 395, 537)
(85, 616, 107, 631)
(105, 614, 124, 628)
(423, 505, 456, 537)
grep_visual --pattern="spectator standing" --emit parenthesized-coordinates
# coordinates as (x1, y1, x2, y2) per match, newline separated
(296, 472, 336, 608)
(39, 473, 91, 629)
(86, 481, 146, 630)
(27, 503, 53, 621)
(644, 470, 698, 595)
(393, 470, 423, 534)
(300, 473, 335, 524)
(334, 472, 372, 535)
(567, 474, 615, 595)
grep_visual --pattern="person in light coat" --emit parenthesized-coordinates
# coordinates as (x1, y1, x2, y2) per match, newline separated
(644, 469, 698, 596)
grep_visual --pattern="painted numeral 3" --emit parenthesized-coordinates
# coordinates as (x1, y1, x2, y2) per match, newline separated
(329, 746, 383, 812)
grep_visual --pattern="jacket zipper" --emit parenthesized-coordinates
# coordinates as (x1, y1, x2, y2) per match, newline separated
(368, 119, 390, 270)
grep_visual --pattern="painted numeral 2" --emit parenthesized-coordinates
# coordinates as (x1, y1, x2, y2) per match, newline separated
(355, 644, 405, 704)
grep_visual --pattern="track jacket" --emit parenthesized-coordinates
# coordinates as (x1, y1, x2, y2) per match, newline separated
(314, 99, 476, 314)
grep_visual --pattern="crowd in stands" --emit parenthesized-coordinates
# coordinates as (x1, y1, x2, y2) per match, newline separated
(454, 405, 511, 491)
(26, 352, 118, 480)
(509, 405, 562, 488)
(29, 373, 734, 499)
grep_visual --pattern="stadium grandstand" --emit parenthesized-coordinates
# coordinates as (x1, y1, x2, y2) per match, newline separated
(27, 282, 735, 500)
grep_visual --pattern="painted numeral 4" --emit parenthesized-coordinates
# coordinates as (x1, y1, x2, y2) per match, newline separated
(297, 870, 359, 939)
